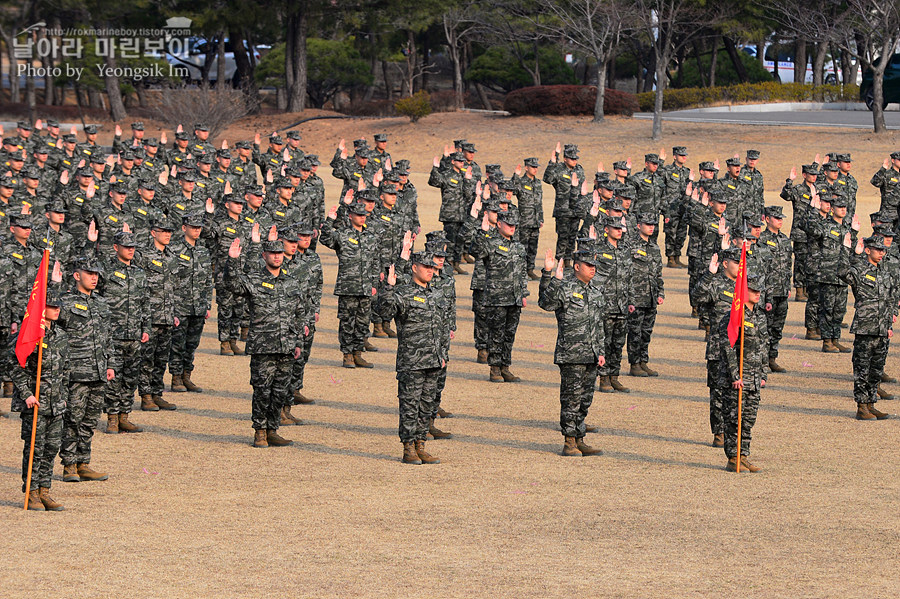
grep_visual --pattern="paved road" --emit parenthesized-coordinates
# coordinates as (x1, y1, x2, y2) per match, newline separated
(634, 109, 900, 130)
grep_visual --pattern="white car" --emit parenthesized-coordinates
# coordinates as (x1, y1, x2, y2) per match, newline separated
(164, 37, 261, 85)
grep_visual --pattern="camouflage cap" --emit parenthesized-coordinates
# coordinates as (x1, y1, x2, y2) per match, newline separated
(182, 212, 206, 227)
(725, 157, 741, 167)
(113, 231, 138, 247)
(262, 240, 284, 253)
(347, 202, 369, 216)
(698, 161, 718, 171)
(573, 249, 600, 267)
(672, 146, 688, 156)
(864, 235, 886, 251)
(764, 205, 785, 219)
(412, 251, 437, 267)
(523, 157, 539, 167)
(746, 149, 760, 160)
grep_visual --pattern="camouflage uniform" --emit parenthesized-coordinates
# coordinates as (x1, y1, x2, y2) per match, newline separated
(539, 268, 607, 439)
(11, 324, 68, 491)
(134, 241, 176, 398)
(627, 233, 664, 366)
(225, 251, 305, 431)
(169, 232, 213, 377)
(98, 251, 150, 415)
(716, 303, 768, 458)
(58, 287, 117, 467)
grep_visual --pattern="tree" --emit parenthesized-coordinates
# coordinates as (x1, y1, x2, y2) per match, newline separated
(536, 0, 629, 122)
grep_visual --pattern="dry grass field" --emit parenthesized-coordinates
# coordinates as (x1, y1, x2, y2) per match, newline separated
(1, 112, 898, 598)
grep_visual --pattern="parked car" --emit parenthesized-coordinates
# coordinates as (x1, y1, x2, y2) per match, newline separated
(164, 36, 261, 85)
(860, 54, 900, 111)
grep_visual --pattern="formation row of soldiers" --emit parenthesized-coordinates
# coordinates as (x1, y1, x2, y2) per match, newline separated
(4, 117, 900, 510)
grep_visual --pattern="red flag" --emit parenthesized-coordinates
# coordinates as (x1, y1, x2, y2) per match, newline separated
(727, 243, 748, 347)
(15, 250, 50, 367)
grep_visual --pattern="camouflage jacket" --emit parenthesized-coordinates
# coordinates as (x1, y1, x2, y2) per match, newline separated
(97, 258, 150, 341)
(843, 254, 896, 336)
(170, 237, 214, 316)
(718, 304, 769, 389)
(58, 290, 119, 381)
(807, 216, 850, 285)
(594, 237, 633, 315)
(539, 272, 607, 364)
(472, 230, 528, 306)
(134, 245, 176, 325)
(542, 162, 585, 218)
(10, 325, 69, 416)
(870, 166, 900, 220)
(380, 281, 445, 372)
(757, 228, 792, 297)
(319, 218, 379, 296)
(630, 236, 664, 307)
(225, 258, 305, 355)
(511, 173, 544, 227)
(429, 165, 474, 223)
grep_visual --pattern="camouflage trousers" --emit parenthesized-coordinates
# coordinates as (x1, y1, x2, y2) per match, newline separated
(599, 314, 627, 377)
(486, 305, 522, 367)
(817, 283, 848, 340)
(519, 226, 540, 271)
(720, 371, 761, 458)
(442, 220, 464, 263)
(707, 359, 724, 435)
(804, 281, 820, 330)
(215, 285, 244, 342)
(139, 324, 172, 396)
(766, 296, 789, 359)
(105, 339, 141, 414)
(472, 290, 489, 351)
(291, 329, 315, 393)
(250, 353, 293, 430)
(664, 210, 689, 258)
(792, 241, 808, 289)
(170, 314, 206, 375)
(430, 365, 448, 420)
(554, 217, 580, 261)
(60, 380, 106, 466)
(627, 306, 658, 365)
(559, 363, 598, 438)
(853, 334, 889, 404)
(20, 410, 63, 491)
(337, 295, 371, 354)
(397, 367, 441, 442)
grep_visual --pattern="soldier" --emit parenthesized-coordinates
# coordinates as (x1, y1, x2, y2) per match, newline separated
(870, 151, 900, 232)
(226, 238, 305, 448)
(12, 285, 68, 510)
(59, 257, 117, 483)
(781, 164, 820, 301)
(808, 194, 854, 352)
(96, 230, 149, 434)
(843, 236, 894, 421)
(539, 249, 606, 457)
(595, 216, 634, 393)
(627, 213, 665, 377)
(429, 151, 474, 273)
(472, 209, 529, 382)
(380, 253, 445, 464)
(544, 144, 585, 265)
(319, 200, 379, 368)
(741, 150, 764, 216)
(135, 217, 178, 412)
(758, 206, 792, 372)
(168, 213, 213, 393)
(717, 273, 768, 472)
(287, 224, 322, 408)
(693, 247, 741, 448)
(662, 146, 690, 268)
(512, 157, 544, 279)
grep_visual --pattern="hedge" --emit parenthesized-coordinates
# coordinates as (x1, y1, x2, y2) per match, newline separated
(636, 82, 861, 112)
(503, 85, 639, 116)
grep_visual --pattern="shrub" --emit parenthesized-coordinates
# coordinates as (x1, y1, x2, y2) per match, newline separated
(636, 82, 861, 112)
(395, 90, 432, 123)
(503, 85, 639, 117)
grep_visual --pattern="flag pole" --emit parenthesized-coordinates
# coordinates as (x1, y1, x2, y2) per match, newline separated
(23, 248, 50, 510)
(736, 242, 746, 474)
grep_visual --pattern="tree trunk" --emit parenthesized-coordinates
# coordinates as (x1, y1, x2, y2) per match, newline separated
(723, 37, 749, 83)
(812, 41, 827, 87)
(103, 51, 127, 121)
(286, 4, 307, 112)
(652, 56, 667, 140)
(709, 36, 720, 88)
(593, 58, 607, 123)
(794, 39, 807, 83)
